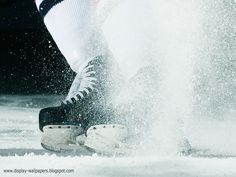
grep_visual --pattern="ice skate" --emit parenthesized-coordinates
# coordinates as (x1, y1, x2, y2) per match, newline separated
(39, 55, 125, 153)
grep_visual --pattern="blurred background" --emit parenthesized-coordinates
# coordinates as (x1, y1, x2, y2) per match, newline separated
(0, 0, 75, 95)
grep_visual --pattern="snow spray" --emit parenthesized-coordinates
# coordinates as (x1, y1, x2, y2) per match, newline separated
(103, 0, 235, 155)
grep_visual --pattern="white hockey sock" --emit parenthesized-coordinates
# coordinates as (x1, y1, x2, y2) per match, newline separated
(35, 0, 109, 73)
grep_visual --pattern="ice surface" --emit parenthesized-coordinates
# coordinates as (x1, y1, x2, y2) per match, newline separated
(0, 95, 62, 151)
(0, 95, 236, 177)
(1, 155, 236, 177)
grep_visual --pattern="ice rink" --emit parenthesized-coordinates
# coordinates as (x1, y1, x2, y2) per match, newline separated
(1, 0, 235, 176)
(0, 95, 236, 177)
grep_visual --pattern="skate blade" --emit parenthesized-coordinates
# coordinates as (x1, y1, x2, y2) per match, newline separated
(41, 125, 84, 146)
(41, 125, 91, 155)
(41, 143, 94, 155)
(41, 124, 132, 156)
(84, 124, 132, 156)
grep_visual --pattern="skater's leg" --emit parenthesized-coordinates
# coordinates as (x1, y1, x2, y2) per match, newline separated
(35, 0, 110, 73)
(100, 0, 154, 80)
(35, 0, 157, 153)
(36, 1, 124, 134)
(35, 0, 148, 81)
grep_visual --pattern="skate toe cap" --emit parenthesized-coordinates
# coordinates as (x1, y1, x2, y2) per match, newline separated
(39, 107, 61, 132)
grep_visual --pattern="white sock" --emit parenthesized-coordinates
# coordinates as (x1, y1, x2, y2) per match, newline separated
(35, 0, 109, 73)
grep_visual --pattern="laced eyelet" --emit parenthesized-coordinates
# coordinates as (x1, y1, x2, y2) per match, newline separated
(62, 60, 98, 106)
(81, 90, 88, 96)
(71, 97, 77, 104)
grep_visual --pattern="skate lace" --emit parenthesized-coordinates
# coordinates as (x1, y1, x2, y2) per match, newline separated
(62, 63, 97, 105)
